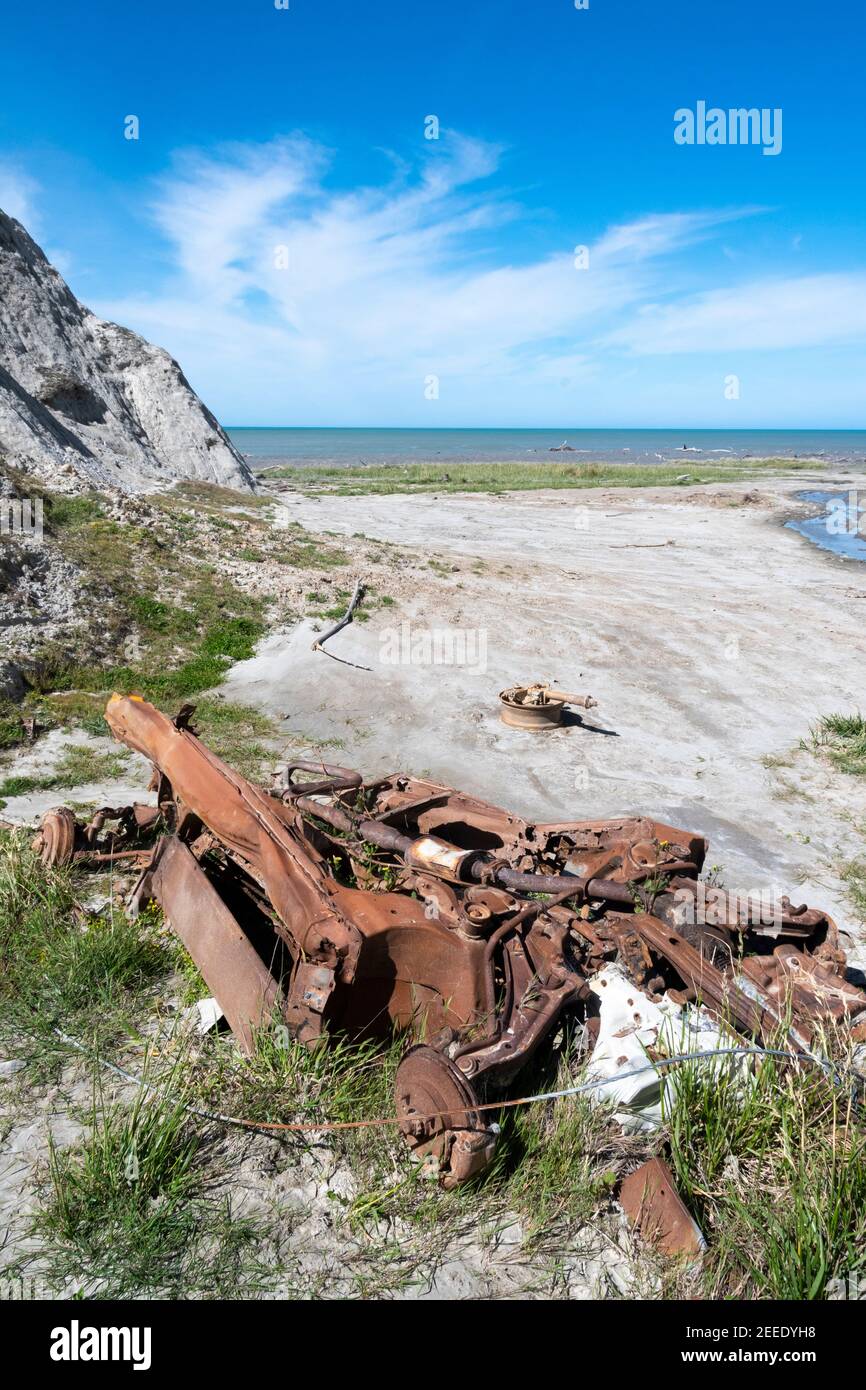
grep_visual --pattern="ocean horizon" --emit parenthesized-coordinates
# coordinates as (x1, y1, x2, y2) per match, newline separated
(226, 427, 866, 471)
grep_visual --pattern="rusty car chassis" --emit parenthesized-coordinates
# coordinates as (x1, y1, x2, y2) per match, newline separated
(34, 695, 866, 1187)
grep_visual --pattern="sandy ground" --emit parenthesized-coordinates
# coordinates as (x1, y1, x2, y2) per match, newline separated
(0, 729, 153, 823)
(223, 471, 866, 964)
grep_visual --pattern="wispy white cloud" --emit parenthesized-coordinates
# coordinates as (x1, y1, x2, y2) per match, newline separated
(607, 273, 866, 354)
(90, 134, 778, 418)
(38, 131, 858, 422)
(0, 162, 41, 231)
(593, 208, 766, 263)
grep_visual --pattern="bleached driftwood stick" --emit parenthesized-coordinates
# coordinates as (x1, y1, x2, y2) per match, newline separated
(310, 578, 369, 668)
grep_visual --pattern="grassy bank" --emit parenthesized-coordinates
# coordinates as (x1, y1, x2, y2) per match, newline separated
(0, 476, 355, 769)
(34, 485, 268, 701)
(261, 456, 825, 497)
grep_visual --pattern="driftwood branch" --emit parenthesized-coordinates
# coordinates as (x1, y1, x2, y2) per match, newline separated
(311, 578, 370, 669)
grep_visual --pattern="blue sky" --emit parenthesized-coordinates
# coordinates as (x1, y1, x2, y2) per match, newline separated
(1, 0, 864, 427)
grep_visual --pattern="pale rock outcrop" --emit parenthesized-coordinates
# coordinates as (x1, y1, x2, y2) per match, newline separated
(0, 209, 255, 493)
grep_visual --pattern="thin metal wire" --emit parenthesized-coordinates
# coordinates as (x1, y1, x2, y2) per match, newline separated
(52, 1030, 854, 1135)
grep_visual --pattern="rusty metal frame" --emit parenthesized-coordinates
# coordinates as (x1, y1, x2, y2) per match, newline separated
(33, 694, 866, 1187)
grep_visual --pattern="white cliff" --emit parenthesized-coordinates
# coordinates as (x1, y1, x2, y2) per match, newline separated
(0, 209, 255, 493)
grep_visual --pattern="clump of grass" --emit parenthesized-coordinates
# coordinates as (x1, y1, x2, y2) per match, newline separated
(276, 538, 349, 569)
(189, 697, 279, 779)
(0, 833, 170, 1056)
(0, 704, 29, 750)
(44, 493, 105, 531)
(43, 1074, 198, 1251)
(841, 859, 866, 920)
(663, 1047, 866, 1298)
(811, 712, 866, 776)
(10, 692, 108, 742)
(194, 1026, 401, 1133)
(35, 1063, 263, 1298)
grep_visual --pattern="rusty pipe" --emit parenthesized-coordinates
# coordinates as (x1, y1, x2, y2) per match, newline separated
(539, 688, 597, 709)
(282, 761, 363, 798)
(478, 862, 634, 904)
(296, 794, 636, 905)
(294, 795, 414, 855)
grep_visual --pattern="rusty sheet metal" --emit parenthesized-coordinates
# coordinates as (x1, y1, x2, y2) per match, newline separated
(627, 912, 786, 1040)
(36, 692, 866, 1190)
(620, 1157, 706, 1257)
(740, 945, 866, 1029)
(141, 835, 282, 1055)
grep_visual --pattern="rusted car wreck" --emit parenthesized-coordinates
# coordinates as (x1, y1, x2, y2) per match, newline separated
(35, 694, 866, 1188)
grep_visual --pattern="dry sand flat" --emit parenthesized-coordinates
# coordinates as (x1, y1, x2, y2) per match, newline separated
(222, 472, 866, 958)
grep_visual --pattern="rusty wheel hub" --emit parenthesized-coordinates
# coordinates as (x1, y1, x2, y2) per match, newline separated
(499, 686, 565, 730)
(395, 1044, 495, 1187)
(32, 807, 77, 867)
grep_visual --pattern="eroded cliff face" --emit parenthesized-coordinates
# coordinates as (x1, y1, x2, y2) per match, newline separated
(0, 210, 255, 494)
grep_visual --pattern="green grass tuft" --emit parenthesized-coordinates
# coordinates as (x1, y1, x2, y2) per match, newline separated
(0, 745, 130, 800)
(841, 860, 866, 920)
(812, 712, 866, 776)
(35, 1062, 264, 1298)
(0, 833, 171, 1058)
(664, 1047, 866, 1299)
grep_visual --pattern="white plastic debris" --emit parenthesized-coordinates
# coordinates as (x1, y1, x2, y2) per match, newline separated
(584, 963, 753, 1131)
(187, 997, 225, 1035)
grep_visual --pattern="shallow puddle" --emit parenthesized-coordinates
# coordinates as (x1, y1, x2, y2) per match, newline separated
(786, 489, 866, 562)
